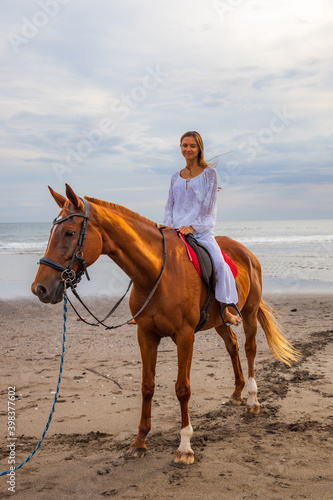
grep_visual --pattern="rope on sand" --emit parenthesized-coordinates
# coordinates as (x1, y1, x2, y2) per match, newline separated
(0, 296, 68, 476)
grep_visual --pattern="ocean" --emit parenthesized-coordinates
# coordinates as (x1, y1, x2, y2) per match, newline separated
(0, 220, 333, 299)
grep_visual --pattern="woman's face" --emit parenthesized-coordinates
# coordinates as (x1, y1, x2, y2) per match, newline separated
(181, 136, 200, 161)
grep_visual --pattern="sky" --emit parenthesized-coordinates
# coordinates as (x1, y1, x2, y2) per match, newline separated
(0, 0, 332, 222)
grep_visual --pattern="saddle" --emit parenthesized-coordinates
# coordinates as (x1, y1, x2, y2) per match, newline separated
(181, 233, 216, 289)
(178, 233, 216, 333)
(178, 233, 240, 332)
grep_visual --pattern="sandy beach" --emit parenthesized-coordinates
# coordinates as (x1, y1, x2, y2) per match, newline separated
(0, 290, 332, 499)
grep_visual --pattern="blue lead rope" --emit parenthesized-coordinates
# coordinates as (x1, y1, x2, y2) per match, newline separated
(0, 296, 68, 477)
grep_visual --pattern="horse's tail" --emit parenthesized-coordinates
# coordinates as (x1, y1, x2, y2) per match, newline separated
(257, 299, 299, 366)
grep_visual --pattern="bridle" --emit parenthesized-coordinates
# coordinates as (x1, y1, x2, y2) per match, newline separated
(39, 197, 91, 287)
(38, 197, 167, 329)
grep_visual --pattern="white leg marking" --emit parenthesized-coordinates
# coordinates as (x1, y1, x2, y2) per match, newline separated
(177, 424, 193, 454)
(247, 377, 258, 407)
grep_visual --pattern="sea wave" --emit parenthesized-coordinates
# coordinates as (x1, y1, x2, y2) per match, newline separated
(0, 241, 48, 255)
(1, 233, 333, 254)
(236, 234, 333, 245)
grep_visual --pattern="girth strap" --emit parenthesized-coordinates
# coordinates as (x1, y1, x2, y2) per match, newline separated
(182, 233, 216, 333)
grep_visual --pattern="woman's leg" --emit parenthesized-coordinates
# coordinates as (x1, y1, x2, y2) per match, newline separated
(194, 233, 242, 326)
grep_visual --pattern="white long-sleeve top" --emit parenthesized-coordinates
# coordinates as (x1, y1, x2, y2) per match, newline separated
(163, 167, 238, 304)
(163, 167, 218, 235)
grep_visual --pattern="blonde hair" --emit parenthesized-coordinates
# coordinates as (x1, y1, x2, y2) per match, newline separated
(180, 131, 211, 169)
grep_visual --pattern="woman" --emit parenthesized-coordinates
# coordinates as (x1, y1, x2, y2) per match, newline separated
(163, 131, 242, 327)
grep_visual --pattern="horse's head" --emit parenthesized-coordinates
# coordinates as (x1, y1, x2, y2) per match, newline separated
(31, 184, 103, 304)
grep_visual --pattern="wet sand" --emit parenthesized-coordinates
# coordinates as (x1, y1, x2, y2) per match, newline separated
(0, 293, 332, 499)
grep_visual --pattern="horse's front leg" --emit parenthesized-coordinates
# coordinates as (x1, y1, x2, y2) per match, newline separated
(129, 327, 160, 457)
(174, 328, 195, 464)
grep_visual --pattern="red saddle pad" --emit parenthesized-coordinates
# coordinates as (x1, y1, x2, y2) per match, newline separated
(178, 233, 238, 279)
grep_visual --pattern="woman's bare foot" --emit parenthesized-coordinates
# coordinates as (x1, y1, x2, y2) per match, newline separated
(222, 307, 242, 327)
(127, 319, 136, 325)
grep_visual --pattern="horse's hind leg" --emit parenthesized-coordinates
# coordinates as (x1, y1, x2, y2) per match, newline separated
(215, 325, 245, 405)
(129, 327, 160, 457)
(242, 307, 260, 414)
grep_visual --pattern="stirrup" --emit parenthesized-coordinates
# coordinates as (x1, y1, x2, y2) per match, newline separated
(220, 303, 242, 328)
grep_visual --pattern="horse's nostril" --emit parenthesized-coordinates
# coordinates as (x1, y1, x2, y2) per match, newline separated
(37, 284, 47, 298)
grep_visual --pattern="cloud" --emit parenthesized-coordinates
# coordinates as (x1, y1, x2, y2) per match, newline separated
(0, 0, 332, 222)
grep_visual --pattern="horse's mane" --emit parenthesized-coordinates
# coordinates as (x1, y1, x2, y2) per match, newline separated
(85, 196, 157, 228)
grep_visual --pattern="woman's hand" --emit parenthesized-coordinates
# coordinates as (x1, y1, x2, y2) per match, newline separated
(178, 226, 195, 235)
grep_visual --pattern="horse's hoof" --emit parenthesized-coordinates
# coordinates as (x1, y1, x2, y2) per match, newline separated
(174, 451, 194, 465)
(229, 395, 243, 406)
(128, 446, 146, 458)
(246, 404, 260, 414)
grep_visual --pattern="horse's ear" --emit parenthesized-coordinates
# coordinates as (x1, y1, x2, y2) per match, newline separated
(48, 186, 67, 208)
(65, 184, 84, 210)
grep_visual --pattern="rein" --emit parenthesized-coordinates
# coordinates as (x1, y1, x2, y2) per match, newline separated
(64, 227, 167, 329)
(39, 200, 167, 329)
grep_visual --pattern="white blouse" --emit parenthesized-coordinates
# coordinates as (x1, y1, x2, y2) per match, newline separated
(163, 166, 238, 303)
(163, 167, 218, 235)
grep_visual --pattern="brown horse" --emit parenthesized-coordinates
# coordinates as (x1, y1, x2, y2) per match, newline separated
(31, 184, 297, 464)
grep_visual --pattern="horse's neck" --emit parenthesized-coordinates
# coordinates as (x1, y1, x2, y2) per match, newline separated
(96, 207, 161, 288)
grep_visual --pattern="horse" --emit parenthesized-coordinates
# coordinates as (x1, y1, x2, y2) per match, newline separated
(31, 184, 298, 464)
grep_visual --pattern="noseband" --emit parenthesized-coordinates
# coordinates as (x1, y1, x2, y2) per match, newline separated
(39, 198, 91, 288)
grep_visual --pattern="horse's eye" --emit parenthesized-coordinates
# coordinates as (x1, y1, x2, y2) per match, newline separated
(64, 230, 75, 237)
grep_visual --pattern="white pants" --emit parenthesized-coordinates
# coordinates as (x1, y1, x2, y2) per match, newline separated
(194, 230, 238, 304)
